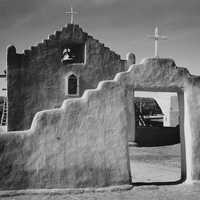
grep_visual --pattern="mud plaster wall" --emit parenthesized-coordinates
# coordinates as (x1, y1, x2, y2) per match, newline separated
(0, 81, 131, 189)
(1, 58, 200, 189)
(7, 24, 126, 131)
(121, 58, 200, 182)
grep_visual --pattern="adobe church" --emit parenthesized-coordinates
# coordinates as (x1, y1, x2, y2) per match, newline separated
(3, 14, 200, 188)
(7, 24, 135, 131)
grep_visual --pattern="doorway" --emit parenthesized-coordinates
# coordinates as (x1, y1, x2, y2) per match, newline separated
(129, 91, 185, 184)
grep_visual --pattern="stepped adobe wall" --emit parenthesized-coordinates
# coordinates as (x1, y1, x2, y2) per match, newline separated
(7, 24, 127, 131)
(1, 58, 200, 188)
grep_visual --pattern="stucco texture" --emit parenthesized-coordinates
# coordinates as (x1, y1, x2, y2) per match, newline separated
(7, 24, 126, 131)
(0, 80, 131, 189)
(1, 58, 200, 189)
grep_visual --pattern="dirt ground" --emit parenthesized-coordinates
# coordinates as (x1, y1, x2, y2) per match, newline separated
(130, 144, 181, 183)
(1, 144, 200, 200)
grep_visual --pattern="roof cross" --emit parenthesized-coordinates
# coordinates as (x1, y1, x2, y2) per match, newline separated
(148, 26, 167, 58)
(65, 7, 78, 24)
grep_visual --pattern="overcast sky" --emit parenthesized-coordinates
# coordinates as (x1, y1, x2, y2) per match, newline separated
(0, 0, 200, 93)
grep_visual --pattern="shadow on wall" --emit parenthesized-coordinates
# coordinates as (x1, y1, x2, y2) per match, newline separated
(135, 126, 180, 147)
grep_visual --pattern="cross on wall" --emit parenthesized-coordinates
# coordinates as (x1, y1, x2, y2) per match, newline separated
(148, 26, 168, 58)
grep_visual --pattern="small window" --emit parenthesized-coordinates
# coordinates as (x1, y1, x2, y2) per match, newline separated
(68, 74, 77, 95)
(65, 73, 79, 96)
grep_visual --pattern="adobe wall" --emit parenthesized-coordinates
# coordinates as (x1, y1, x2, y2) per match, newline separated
(184, 79, 200, 181)
(1, 58, 200, 189)
(7, 24, 127, 131)
(0, 80, 131, 189)
(135, 127, 180, 146)
(163, 95, 179, 127)
(118, 58, 200, 182)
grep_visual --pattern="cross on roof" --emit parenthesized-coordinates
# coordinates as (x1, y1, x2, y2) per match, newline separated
(148, 26, 167, 58)
(65, 7, 78, 25)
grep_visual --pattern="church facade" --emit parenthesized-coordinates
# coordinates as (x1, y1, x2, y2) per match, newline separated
(7, 24, 134, 131)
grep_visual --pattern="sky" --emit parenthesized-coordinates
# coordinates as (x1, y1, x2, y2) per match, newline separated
(0, 0, 200, 95)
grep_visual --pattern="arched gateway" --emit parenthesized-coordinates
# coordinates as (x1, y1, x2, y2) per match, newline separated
(0, 58, 199, 189)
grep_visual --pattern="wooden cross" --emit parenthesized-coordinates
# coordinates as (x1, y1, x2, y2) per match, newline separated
(65, 7, 78, 24)
(148, 26, 167, 58)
